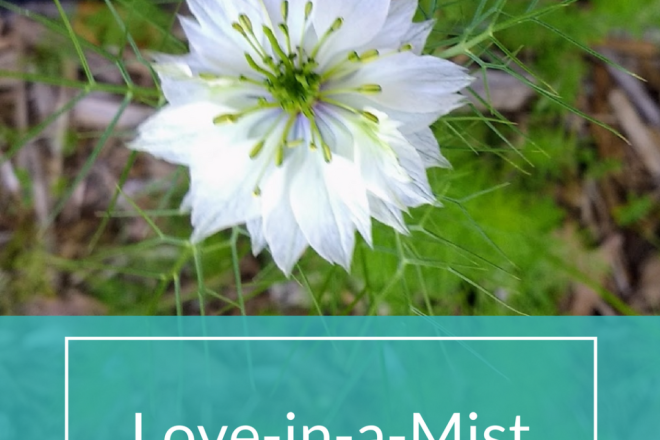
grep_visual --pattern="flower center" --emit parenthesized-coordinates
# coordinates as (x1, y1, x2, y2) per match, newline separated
(268, 59, 321, 116)
(216, 4, 388, 173)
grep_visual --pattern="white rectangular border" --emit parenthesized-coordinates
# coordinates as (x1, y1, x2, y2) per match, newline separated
(65, 337, 597, 440)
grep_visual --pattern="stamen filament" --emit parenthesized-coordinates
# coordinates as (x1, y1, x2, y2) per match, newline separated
(233, 22, 269, 61)
(213, 102, 280, 125)
(263, 25, 294, 69)
(250, 141, 266, 158)
(275, 114, 298, 166)
(319, 84, 382, 97)
(239, 74, 269, 88)
(321, 142, 333, 163)
(245, 53, 278, 82)
(323, 48, 400, 83)
(279, 23, 293, 55)
(320, 98, 380, 124)
(310, 17, 344, 59)
(297, 1, 313, 69)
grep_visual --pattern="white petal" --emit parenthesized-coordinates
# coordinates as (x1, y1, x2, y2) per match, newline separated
(129, 102, 228, 165)
(313, 0, 390, 64)
(246, 218, 267, 255)
(352, 123, 411, 204)
(314, 104, 355, 159)
(368, 195, 408, 234)
(404, 128, 452, 169)
(216, 0, 274, 50)
(179, 16, 253, 76)
(187, 139, 266, 242)
(328, 93, 453, 133)
(347, 113, 436, 209)
(261, 155, 309, 275)
(152, 60, 228, 104)
(387, 130, 435, 202)
(180, 190, 193, 212)
(360, 0, 418, 50)
(289, 152, 370, 268)
(188, 0, 267, 45)
(187, 0, 231, 29)
(324, 155, 372, 247)
(403, 20, 435, 55)
(331, 51, 473, 113)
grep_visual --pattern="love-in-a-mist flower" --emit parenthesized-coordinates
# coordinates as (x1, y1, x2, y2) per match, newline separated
(131, 0, 473, 274)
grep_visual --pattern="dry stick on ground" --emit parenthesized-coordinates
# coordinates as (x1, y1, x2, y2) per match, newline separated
(0, 158, 20, 198)
(609, 88, 660, 182)
(601, 48, 660, 128)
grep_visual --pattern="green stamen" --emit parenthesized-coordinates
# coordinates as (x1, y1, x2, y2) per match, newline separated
(357, 84, 382, 94)
(311, 17, 344, 58)
(234, 5, 354, 169)
(244, 53, 277, 82)
(286, 139, 304, 148)
(249, 141, 266, 159)
(232, 22, 246, 36)
(263, 25, 293, 68)
(322, 142, 333, 163)
(362, 111, 380, 123)
(279, 23, 292, 52)
(359, 49, 380, 62)
(213, 114, 239, 124)
(239, 14, 253, 33)
(199, 73, 221, 80)
(281, 1, 289, 21)
(330, 17, 344, 32)
(275, 144, 285, 167)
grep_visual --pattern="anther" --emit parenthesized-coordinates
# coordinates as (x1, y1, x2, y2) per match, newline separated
(321, 143, 333, 163)
(359, 49, 379, 62)
(330, 17, 344, 32)
(361, 111, 379, 123)
(348, 51, 360, 62)
(213, 114, 239, 124)
(400, 43, 414, 52)
(199, 73, 221, 80)
(253, 187, 262, 197)
(239, 14, 253, 33)
(232, 22, 246, 36)
(281, 1, 289, 21)
(275, 144, 285, 167)
(286, 139, 304, 148)
(357, 84, 382, 94)
(305, 1, 313, 20)
(249, 141, 265, 158)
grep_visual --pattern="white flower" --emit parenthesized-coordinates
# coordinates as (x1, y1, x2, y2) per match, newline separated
(131, 0, 473, 275)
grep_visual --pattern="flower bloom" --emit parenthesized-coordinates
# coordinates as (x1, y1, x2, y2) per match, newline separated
(131, 0, 473, 274)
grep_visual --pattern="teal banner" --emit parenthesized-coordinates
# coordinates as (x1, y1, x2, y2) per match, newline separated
(0, 318, 657, 440)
